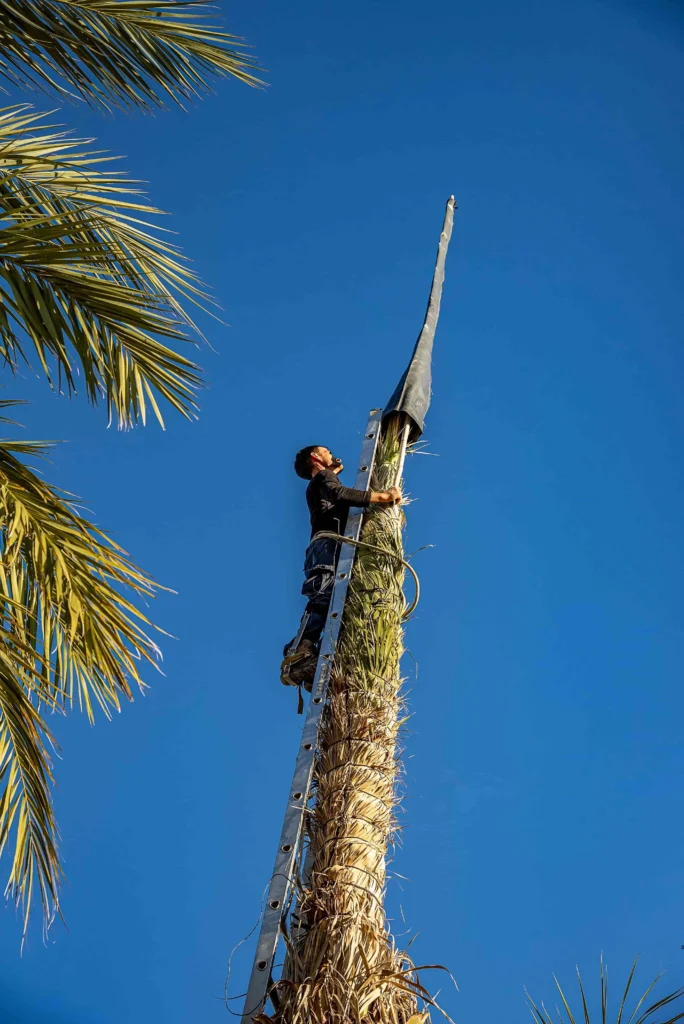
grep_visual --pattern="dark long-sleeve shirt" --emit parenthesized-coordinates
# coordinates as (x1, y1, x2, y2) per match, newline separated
(306, 469, 371, 538)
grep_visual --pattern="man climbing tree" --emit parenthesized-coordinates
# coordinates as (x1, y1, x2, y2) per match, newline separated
(280, 445, 400, 689)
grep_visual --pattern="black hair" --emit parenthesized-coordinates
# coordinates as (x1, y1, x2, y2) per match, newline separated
(294, 445, 322, 480)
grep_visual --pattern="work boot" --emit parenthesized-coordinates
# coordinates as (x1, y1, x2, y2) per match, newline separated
(280, 639, 318, 692)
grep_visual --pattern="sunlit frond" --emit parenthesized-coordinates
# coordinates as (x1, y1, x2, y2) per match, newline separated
(0, 104, 207, 427)
(0, 438, 162, 713)
(0, 0, 262, 110)
(0, 437, 164, 930)
(0, 658, 60, 934)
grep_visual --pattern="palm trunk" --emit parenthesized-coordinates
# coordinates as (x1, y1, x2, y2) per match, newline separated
(274, 417, 426, 1024)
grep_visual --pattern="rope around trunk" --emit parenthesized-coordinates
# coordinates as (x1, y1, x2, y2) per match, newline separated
(311, 530, 420, 618)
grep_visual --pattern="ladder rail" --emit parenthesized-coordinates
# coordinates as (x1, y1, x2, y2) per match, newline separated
(239, 408, 384, 1024)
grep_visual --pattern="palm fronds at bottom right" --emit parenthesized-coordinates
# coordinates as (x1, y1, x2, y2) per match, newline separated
(527, 958, 684, 1024)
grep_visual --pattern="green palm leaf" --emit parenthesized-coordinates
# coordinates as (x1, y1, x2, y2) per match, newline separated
(0, 0, 262, 110)
(528, 958, 684, 1024)
(0, 430, 164, 931)
(0, 104, 209, 427)
(0, 659, 60, 935)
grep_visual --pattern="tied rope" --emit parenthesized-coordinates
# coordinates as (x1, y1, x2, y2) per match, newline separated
(311, 530, 420, 619)
(290, 530, 421, 714)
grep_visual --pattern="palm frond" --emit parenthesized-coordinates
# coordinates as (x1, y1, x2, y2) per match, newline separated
(0, 104, 207, 427)
(0, 0, 262, 110)
(0, 397, 28, 427)
(0, 438, 162, 716)
(0, 436, 165, 930)
(527, 959, 684, 1024)
(0, 658, 61, 933)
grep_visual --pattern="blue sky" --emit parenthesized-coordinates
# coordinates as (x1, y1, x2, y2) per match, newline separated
(2, 0, 684, 1021)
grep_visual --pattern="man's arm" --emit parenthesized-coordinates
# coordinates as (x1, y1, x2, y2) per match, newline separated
(319, 472, 400, 507)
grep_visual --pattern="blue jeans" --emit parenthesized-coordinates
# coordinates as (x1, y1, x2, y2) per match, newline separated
(284, 537, 339, 654)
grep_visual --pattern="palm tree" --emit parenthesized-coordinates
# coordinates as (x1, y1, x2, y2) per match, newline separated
(0, 0, 260, 933)
(249, 198, 455, 1024)
(273, 419, 438, 1024)
(242, 200, 455, 1024)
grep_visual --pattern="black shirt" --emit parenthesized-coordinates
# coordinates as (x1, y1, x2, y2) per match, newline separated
(306, 469, 371, 538)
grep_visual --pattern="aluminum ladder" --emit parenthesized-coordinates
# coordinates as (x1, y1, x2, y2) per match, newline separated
(239, 407, 384, 1023)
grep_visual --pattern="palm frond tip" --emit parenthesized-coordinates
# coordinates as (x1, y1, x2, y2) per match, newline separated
(528, 959, 684, 1024)
(0, 0, 263, 110)
(0, 662, 61, 932)
(0, 104, 207, 427)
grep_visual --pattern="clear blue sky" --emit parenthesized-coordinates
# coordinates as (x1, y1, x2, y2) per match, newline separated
(2, 0, 684, 1020)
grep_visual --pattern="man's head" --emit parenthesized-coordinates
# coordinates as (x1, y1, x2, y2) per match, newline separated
(294, 445, 336, 480)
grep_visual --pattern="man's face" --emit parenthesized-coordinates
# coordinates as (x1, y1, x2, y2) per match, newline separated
(312, 446, 334, 469)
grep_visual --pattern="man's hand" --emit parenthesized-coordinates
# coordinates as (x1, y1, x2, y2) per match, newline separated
(370, 486, 402, 505)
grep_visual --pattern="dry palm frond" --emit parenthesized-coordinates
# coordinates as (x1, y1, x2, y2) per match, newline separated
(527, 958, 684, 1024)
(0, 0, 262, 111)
(0, 427, 163, 932)
(272, 419, 442, 1024)
(0, 104, 207, 426)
